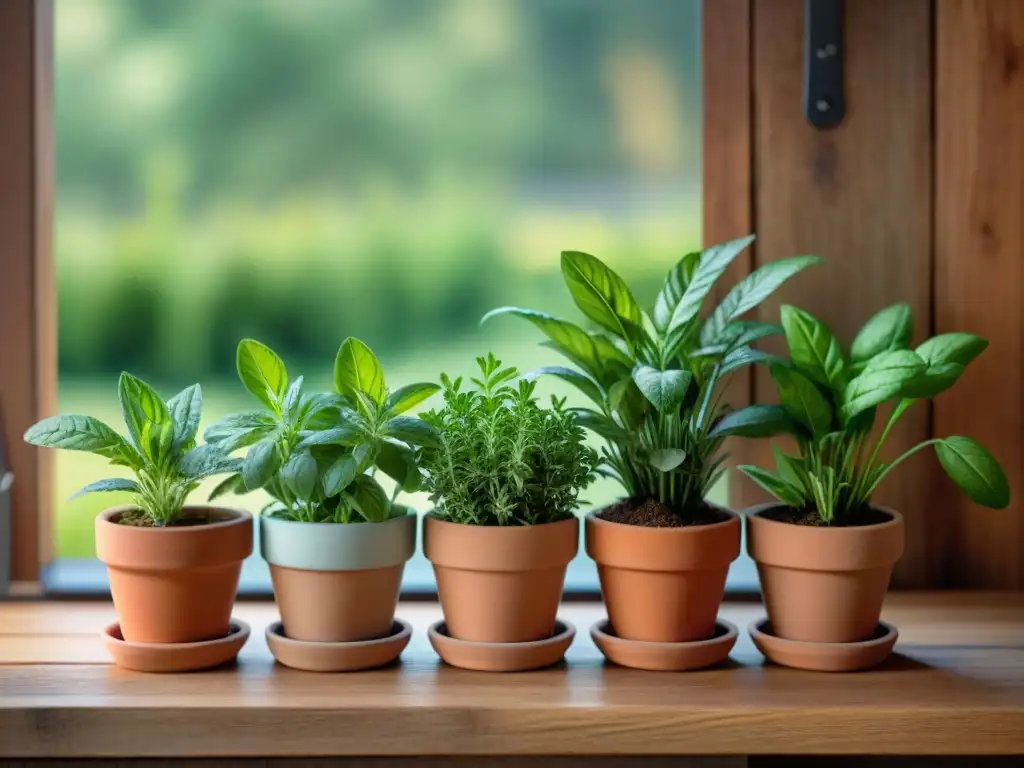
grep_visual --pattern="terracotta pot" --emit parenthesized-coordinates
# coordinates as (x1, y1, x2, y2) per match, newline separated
(423, 515, 578, 643)
(585, 505, 740, 643)
(261, 511, 416, 643)
(95, 505, 253, 644)
(746, 504, 905, 643)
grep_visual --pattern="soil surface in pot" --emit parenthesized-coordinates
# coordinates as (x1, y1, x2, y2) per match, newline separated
(760, 506, 891, 528)
(115, 509, 235, 527)
(598, 497, 728, 528)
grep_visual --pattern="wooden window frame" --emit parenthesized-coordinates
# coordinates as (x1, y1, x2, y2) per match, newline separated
(2, 0, 1021, 591)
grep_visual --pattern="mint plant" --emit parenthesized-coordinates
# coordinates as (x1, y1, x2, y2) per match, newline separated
(713, 303, 1011, 524)
(418, 353, 598, 526)
(23, 374, 239, 525)
(483, 236, 819, 522)
(205, 338, 439, 523)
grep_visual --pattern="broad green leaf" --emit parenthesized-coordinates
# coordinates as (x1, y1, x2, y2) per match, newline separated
(632, 366, 692, 413)
(237, 339, 288, 412)
(780, 305, 846, 390)
(375, 440, 421, 492)
(738, 465, 805, 507)
(24, 415, 135, 464)
(899, 362, 965, 399)
(334, 337, 386, 406)
(845, 405, 877, 436)
(916, 333, 988, 368)
(282, 376, 304, 420)
(569, 408, 628, 440)
(560, 251, 644, 343)
(772, 446, 808, 495)
(242, 438, 281, 491)
(653, 251, 700, 332)
(720, 347, 789, 375)
(382, 416, 439, 448)
(694, 320, 783, 356)
(280, 451, 318, 502)
(841, 350, 925, 422)
(709, 404, 803, 440)
(300, 393, 347, 430)
(527, 366, 604, 407)
(700, 254, 822, 345)
(771, 365, 833, 438)
(208, 473, 244, 501)
(667, 235, 755, 336)
(203, 413, 278, 454)
(608, 378, 647, 430)
(850, 303, 913, 365)
(166, 384, 202, 454)
(118, 373, 174, 462)
(323, 454, 359, 497)
(178, 443, 242, 479)
(346, 474, 390, 522)
(69, 478, 140, 500)
(648, 448, 687, 472)
(935, 437, 1010, 509)
(385, 382, 440, 414)
(296, 423, 366, 450)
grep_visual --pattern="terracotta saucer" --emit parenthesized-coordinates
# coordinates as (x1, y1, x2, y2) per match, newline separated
(266, 619, 412, 672)
(749, 618, 898, 672)
(590, 619, 738, 671)
(428, 619, 576, 672)
(103, 620, 250, 673)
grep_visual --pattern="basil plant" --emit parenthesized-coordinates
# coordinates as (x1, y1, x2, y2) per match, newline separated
(205, 338, 439, 523)
(24, 374, 239, 525)
(714, 303, 1011, 523)
(483, 235, 820, 521)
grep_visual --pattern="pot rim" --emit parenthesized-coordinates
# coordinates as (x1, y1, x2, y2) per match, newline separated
(261, 509, 416, 571)
(97, 504, 252, 531)
(261, 508, 416, 530)
(423, 513, 579, 571)
(584, 499, 739, 533)
(423, 510, 579, 529)
(744, 502, 903, 532)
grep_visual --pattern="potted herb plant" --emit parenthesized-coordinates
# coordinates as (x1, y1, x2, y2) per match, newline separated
(484, 236, 820, 669)
(205, 338, 438, 671)
(23, 375, 251, 672)
(718, 303, 1010, 669)
(418, 353, 597, 671)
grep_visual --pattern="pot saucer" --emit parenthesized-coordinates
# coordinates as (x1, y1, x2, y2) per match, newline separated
(749, 618, 898, 672)
(102, 620, 250, 672)
(428, 619, 576, 672)
(266, 619, 412, 672)
(590, 619, 738, 671)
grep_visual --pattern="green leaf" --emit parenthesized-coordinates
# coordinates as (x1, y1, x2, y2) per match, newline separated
(178, 443, 242, 479)
(24, 415, 135, 464)
(607, 378, 647, 430)
(780, 305, 846, 390)
(916, 333, 988, 368)
(841, 350, 926, 422)
(208, 473, 244, 502)
(652, 251, 700, 332)
(851, 303, 913, 365)
(382, 416, 439, 447)
(899, 362, 965, 399)
(771, 365, 833, 438)
(526, 366, 604, 407)
(322, 455, 359, 497)
(375, 439, 421, 492)
(346, 474, 390, 522)
(569, 407, 628, 440)
(282, 376, 304, 420)
(118, 373, 174, 462)
(667, 235, 755, 336)
(166, 384, 203, 454)
(242, 438, 281, 491)
(935, 437, 1010, 509)
(299, 393, 346, 429)
(720, 347, 789, 376)
(739, 465, 805, 507)
(648, 448, 687, 472)
(700, 254, 822, 345)
(631, 365, 692, 413)
(560, 250, 644, 343)
(772, 446, 808, 495)
(385, 382, 440, 414)
(69, 478, 140, 501)
(280, 451, 318, 502)
(203, 412, 279, 453)
(694, 320, 783, 356)
(334, 337, 386, 407)
(237, 339, 288, 412)
(296, 423, 366, 450)
(708, 404, 803, 440)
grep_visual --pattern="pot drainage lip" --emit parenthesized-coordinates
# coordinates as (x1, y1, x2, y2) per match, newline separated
(266, 618, 412, 672)
(427, 618, 576, 672)
(749, 618, 898, 672)
(589, 619, 738, 671)
(102, 619, 251, 673)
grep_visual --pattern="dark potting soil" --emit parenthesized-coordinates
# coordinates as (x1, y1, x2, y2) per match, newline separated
(760, 505, 892, 528)
(597, 497, 729, 528)
(116, 509, 231, 527)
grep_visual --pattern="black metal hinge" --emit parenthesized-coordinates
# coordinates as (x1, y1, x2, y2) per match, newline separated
(804, 0, 845, 129)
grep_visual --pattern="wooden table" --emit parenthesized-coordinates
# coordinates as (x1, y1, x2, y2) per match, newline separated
(0, 593, 1022, 763)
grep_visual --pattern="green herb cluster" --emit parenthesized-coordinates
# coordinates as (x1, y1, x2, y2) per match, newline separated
(23, 374, 238, 525)
(714, 303, 1011, 523)
(483, 235, 820, 521)
(419, 353, 597, 526)
(205, 338, 439, 523)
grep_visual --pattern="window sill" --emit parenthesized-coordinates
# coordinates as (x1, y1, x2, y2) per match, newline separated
(0, 594, 1021, 758)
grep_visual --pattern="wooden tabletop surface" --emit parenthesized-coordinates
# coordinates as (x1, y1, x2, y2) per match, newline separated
(0, 593, 1022, 758)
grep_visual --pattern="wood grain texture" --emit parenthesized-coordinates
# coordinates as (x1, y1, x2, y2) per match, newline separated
(0, 0, 55, 585)
(0, 597, 1021, 758)
(749, 0, 934, 586)
(935, 0, 1024, 588)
